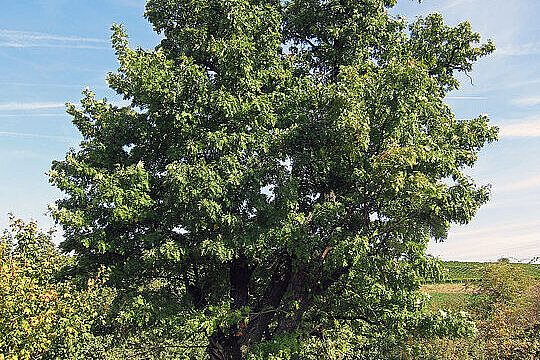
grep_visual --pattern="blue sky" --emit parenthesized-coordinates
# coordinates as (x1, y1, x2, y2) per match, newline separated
(0, 0, 538, 262)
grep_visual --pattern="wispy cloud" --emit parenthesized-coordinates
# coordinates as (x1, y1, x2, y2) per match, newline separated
(482, 194, 540, 210)
(499, 118, 540, 137)
(496, 42, 540, 56)
(429, 232, 540, 262)
(114, 0, 146, 8)
(446, 96, 488, 100)
(496, 175, 540, 193)
(0, 29, 108, 49)
(449, 219, 540, 238)
(0, 81, 93, 88)
(0, 131, 75, 142)
(0, 102, 66, 111)
(0, 113, 67, 118)
(482, 78, 540, 93)
(1, 149, 45, 160)
(430, 219, 540, 261)
(512, 96, 540, 107)
(109, 100, 132, 107)
(441, 0, 479, 11)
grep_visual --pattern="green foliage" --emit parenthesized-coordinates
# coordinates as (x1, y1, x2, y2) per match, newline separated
(437, 261, 540, 283)
(475, 262, 534, 308)
(48, 0, 497, 358)
(408, 262, 540, 360)
(0, 217, 110, 360)
(427, 292, 472, 312)
(472, 263, 539, 359)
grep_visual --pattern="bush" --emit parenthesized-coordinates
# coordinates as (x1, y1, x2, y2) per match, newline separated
(405, 261, 539, 360)
(0, 217, 109, 360)
(472, 262, 539, 360)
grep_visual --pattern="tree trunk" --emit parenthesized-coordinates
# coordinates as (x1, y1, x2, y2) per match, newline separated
(230, 254, 251, 310)
(207, 329, 244, 360)
(241, 254, 292, 345)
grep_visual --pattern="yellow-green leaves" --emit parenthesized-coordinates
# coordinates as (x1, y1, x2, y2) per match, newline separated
(0, 218, 108, 360)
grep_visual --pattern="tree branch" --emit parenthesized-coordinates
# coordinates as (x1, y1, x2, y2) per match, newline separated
(229, 253, 252, 309)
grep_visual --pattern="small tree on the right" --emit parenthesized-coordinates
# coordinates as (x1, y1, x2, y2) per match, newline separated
(472, 262, 540, 359)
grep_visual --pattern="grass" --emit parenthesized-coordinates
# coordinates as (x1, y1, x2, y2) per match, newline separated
(421, 261, 540, 283)
(441, 261, 540, 281)
(423, 263, 540, 311)
(422, 283, 475, 294)
(413, 265, 540, 360)
(422, 283, 475, 310)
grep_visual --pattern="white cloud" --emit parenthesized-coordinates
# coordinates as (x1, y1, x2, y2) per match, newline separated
(114, 0, 146, 8)
(512, 96, 540, 107)
(429, 232, 540, 262)
(446, 96, 488, 100)
(482, 196, 540, 211)
(109, 100, 132, 107)
(0, 82, 87, 88)
(0, 30, 106, 43)
(0, 102, 65, 111)
(496, 42, 540, 56)
(450, 219, 540, 238)
(500, 124, 540, 137)
(0, 29, 108, 49)
(0, 113, 67, 118)
(482, 78, 540, 93)
(429, 220, 540, 262)
(442, 0, 479, 11)
(495, 175, 540, 193)
(1, 149, 44, 160)
(499, 118, 540, 137)
(0, 131, 75, 142)
(0, 42, 108, 50)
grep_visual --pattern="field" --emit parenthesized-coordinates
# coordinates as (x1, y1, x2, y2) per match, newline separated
(423, 260, 540, 308)
(424, 261, 540, 283)
(424, 261, 540, 309)
(422, 283, 475, 310)
(416, 261, 540, 359)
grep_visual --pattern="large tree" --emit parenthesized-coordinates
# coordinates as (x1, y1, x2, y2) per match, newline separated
(49, 0, 496, 358)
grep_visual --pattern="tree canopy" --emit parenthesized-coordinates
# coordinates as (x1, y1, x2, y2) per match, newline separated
(49, 0, 497, 358)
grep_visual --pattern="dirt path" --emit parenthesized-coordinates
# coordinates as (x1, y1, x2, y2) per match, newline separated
(422, 283, 478, 294)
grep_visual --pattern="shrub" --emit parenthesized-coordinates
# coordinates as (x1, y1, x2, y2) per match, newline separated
(405, 262, 539, 360)
(0, 217, 109, 360)
(472, 262, 539, 360)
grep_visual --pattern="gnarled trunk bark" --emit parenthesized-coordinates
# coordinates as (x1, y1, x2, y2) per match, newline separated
(207, 329, 243, 360)
(207, 250, 350, 359)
